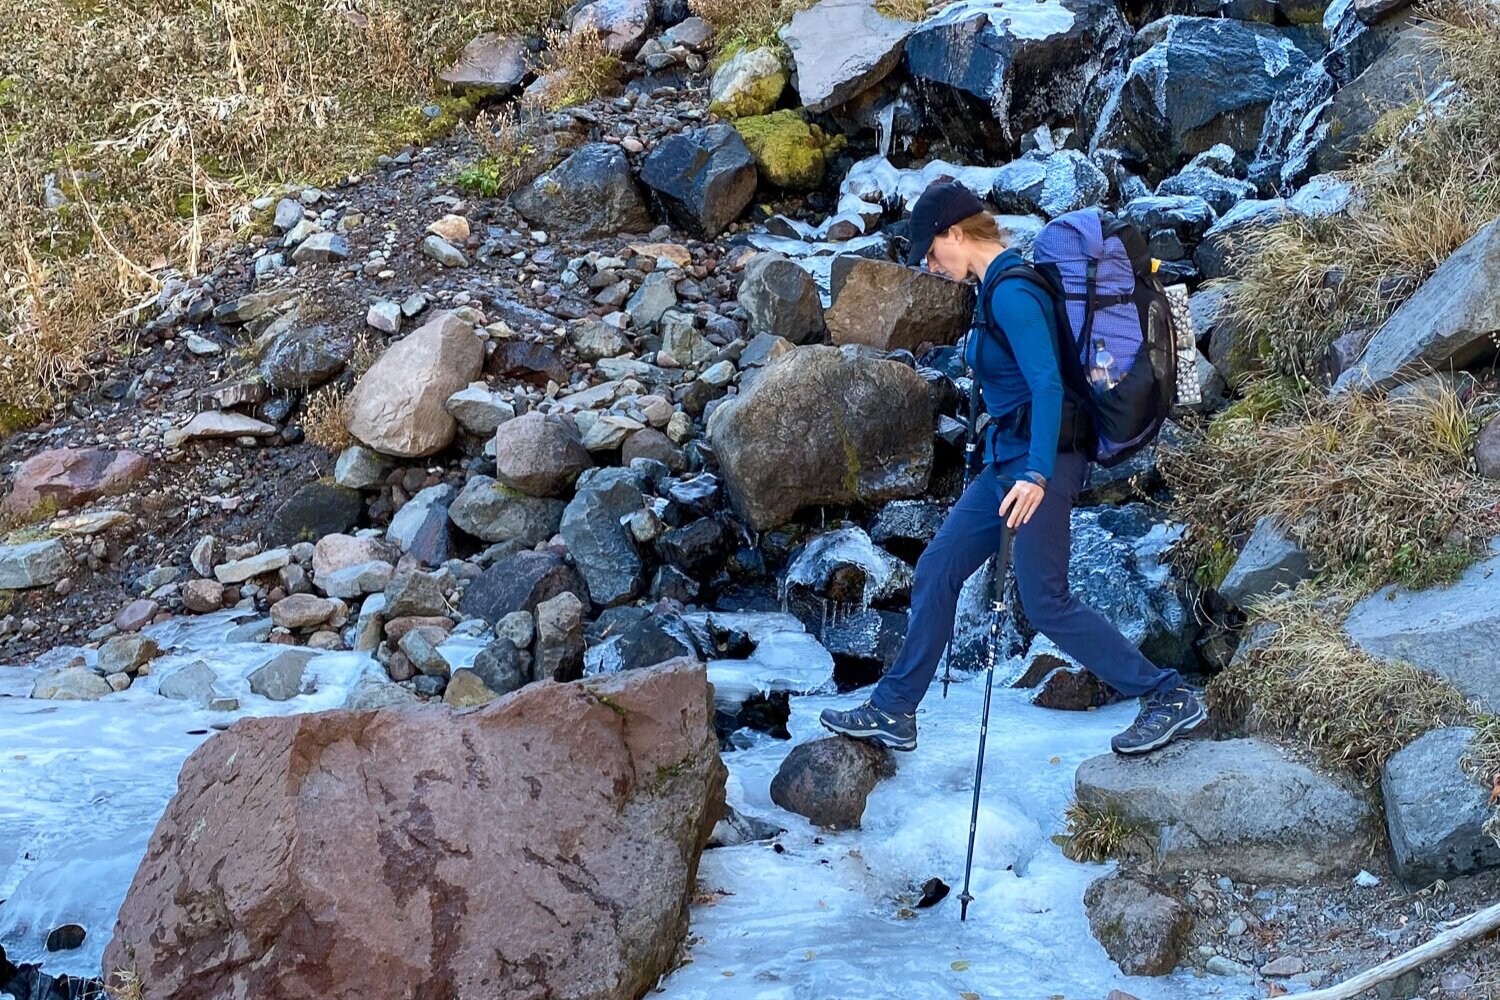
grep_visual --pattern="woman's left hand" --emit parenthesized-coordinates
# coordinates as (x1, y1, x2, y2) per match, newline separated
(999, 481, 1044, 529)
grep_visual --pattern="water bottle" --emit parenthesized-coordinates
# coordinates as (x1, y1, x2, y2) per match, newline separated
(1092, 339, 1116, 390)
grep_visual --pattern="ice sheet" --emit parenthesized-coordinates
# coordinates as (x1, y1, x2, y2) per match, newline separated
(656, 676, 1253, 999)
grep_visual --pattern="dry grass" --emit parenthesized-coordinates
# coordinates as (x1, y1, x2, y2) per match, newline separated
(1226, 0, 1500, 379)
(0, 0, 576, 422)
(522, 27, 621, 112)
(453, 107, 545, 197)
(1208, 596, 1475, 782)
(874, 0, 930, 20)
(105, 970, 144, 1000)
(1057, 799, 1139, 864)
(689, 0, 819, 54)
(1161, 378, 1500, 593)
(1462, 714, 1500, 847)
(301, 381, 355, 453)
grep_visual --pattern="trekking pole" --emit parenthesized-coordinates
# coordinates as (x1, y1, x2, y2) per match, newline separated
(957, 522, 1016, 921)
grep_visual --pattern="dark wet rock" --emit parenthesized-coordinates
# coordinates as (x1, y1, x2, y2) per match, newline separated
(1119, 195, 1218, 243)
(489, 340, 569, 386)
(870, 499, 945, 564)
(823, 608, 907, 690)
(736, 253, 826, 345)
(1030, 665, 1116, 710)
(905, 0, 1131, 158)
(269, 481, 363, 545)
(656, 516, 728, 579)
(448, 475, 567, 545)
(514, 143, 653, 238)
(640, 125, 758, 238)
(1092, 16, 1314, 182)
(770, 735, 897, 829)
(561, 468, 647, 608)
(460, 550, 589, 624)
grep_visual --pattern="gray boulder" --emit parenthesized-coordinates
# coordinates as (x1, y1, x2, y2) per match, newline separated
(31, 666, 112, 701)
(438, 33, 532, 94)
(626, 272, 678, 330)
(1092, 16, 1314, 182)
(778, 0, 913, 114)
(1381, 727, 1500, 886)
(342, 675, 421, 711)
(96, 634, 160, 676)
(1335, 219, 1500, 391)
(737, 253, 826, 345)
(770, 735, 896, 830)
(158, 660, 222, 707)
(706, 345, 933, 530)
(1217, 516, 1313, 608)
(639, 125, 758, 238)
(269, 481, 363, 545)
(824, 257, 971, 353)
(561, 468, 646, 608)
(383, 569, 450, 619)
(1083, 875, 1193, 977)
(448, 475, 567, 546)
(248, 649, 316, 702)
(1074, 738, 1376, 880)
(513, 143, 652, 239)
(471, 638, 534, 696)
(1343, 543, 1500, 710)
(0, 538, 70, 590)
(1120, 195, 1218, 243)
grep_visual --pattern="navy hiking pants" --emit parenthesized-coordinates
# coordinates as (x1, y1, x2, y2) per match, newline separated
(870, 451, 1181, 716)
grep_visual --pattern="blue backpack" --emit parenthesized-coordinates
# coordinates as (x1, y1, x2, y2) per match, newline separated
(968, 207, 1178, 471)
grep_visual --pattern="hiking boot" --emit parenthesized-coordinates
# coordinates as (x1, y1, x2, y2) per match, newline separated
(819, 699, 918, 752)
(1110, 684, 1206, 756)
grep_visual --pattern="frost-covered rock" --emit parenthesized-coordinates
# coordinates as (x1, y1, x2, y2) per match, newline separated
(1093, 16, 1314, 181)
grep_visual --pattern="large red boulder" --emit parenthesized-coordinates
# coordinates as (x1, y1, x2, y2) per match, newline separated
(2, 447, 148, 516)
(103, 659, 726, 1000)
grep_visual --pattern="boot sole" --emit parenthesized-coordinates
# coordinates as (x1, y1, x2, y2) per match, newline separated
(1111, 703, 1207, 756)
(819, 716, 917, 752)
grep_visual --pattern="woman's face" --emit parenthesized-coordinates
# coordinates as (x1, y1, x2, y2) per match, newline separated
(925, 227, 966, 281)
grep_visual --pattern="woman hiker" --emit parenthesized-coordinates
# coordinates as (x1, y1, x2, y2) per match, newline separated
(819, 179, 1206, 756)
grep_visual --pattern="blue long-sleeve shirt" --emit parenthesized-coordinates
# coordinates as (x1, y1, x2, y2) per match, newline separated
(963, 249, 1064, 482)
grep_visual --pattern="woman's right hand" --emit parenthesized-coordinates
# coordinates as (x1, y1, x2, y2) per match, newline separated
(999, 480, 1044, 528)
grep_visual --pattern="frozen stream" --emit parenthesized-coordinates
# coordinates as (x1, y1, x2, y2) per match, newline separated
(1, 611, 1250, 999)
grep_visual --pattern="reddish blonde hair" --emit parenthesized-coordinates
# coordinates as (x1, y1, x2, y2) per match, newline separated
(945, 211, 1010, 246)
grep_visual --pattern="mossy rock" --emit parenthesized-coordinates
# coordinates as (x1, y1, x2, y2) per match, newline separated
(707, 47, 787, 120)
(733, 110, 845, 190)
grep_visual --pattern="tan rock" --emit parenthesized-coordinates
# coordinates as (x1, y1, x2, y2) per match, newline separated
(346, 312, 484, 458)
(311, 533, 397, 580)
(426, 214, 471, 243)
(824, 256, 973, 353)
(164, 411, 277, 449)
(103, 660, 727, 1000)
(270, 594, 346, 630)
